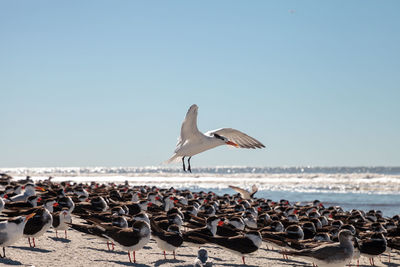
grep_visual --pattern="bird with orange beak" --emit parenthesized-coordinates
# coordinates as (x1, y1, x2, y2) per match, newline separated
(166, 104, 265, 172)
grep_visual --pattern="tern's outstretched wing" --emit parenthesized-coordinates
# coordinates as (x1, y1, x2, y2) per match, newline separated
(176, 104, 201, 148)
(229, 185, 251, 199)
(229, 185, 258, 199)
(205, 128, 265, 149)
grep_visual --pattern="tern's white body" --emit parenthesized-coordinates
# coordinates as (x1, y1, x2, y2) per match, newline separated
(166, 104, 265, 169)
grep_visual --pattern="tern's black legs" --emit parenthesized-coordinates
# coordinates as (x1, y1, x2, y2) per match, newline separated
(1, 247, 5, 258)
(188, 157, 192, 173)
(182, 156, 192, 173)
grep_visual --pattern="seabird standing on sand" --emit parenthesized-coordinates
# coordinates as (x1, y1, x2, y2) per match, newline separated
(356, 232, 387, 266)
(68, 216, 128, 251)
(99, 220, 151, 263)
(200, 230, 262, 265)
(150, 219, 183, 259)
(0, 213, 35, 258)
(183, 216, 221, 246)
(52, 208, 72, 238)
(23, 207, 53, 247)
(166, 104, 265, 172)
(284, 229, 354, 267)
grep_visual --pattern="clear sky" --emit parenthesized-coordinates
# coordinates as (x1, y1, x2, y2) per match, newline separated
(1, 1, 399, 168)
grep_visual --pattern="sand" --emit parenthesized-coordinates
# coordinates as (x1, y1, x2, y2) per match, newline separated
(0, 217, 398, 267)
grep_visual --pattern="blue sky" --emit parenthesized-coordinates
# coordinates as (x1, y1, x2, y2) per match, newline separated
(1, 1, 399, 167)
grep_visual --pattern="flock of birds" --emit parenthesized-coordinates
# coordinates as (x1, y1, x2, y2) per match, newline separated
(0, 104, 399, 266)
(0, 173, 399, 267)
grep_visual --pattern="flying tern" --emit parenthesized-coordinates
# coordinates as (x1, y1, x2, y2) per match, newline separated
(166, 104, 265, 172)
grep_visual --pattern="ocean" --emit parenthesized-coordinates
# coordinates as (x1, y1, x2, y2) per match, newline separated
(2, 166, 400, 217)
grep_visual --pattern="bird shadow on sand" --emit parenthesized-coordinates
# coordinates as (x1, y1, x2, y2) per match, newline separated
(48, 236, 71, 243)
(208, 256, 223, 262)
(0, 258, 23, 265)
(175, 253, 198, 258)
(147, 252, 197, 259)
(258, 256, 308, 266)
(352, 262, 398, 267)
(94, 259, 151, 266)
(152, 259, 185, 266)
(259, 247, 280, 253)
(10, 246, 53, 253)
(84, 246, 126, 255)
(380, 258, 400, 267)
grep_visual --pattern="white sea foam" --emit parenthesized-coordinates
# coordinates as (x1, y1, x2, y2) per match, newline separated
(2, 166, 400, 195)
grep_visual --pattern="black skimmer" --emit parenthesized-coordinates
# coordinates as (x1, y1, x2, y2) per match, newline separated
(0, 213, 35, 258)
(68, 216, 128, 251)
(73, 186, 89, 200)
(5, 195, 39, 209)
(99, 220, 151, 263)
(313, 232, 331, 242)
(356, 232, 387, 266)
(302, 221, 317, 239)
(262, 224, 304, 241)
(202, 230, 262, 264)
(4, 185, 22, 199)
(194, 248, 213, 267)
(23, 207, 53, 247)
(52, 208, 72, 238)
(183, 216, 221, 246)
(9, 183, 45, 202)
(166, 104, 265, 172)
(153, 213, 183, 231)
(55, 196, 75, 213)
(124, 201, 149, 216)
(243, 212, 258, 229)
(262, 224, 304, 258)
(150, 219, 183, 259)
(73, 196, 108, 214)
(284, 229, 354, 267)
(216, 217, 245, 237)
